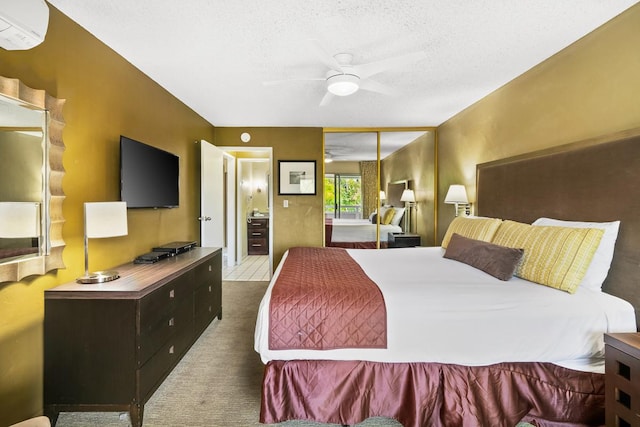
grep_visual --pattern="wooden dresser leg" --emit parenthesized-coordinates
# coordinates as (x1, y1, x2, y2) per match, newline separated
(45, 410, 59, 426)
(129, 404, 144, 427)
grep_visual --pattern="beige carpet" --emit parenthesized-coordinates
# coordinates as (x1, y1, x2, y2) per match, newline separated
(55, 281, 402, 427)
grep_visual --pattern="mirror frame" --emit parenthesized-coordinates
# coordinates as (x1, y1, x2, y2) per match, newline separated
(0, 75, 66, 282)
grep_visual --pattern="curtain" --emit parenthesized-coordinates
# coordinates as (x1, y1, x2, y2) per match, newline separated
(359, 161, 377, 218)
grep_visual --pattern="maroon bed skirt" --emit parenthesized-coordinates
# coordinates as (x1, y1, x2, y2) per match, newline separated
(260, 360, 605, 427)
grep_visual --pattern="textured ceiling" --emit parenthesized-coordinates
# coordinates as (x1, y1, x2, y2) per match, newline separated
(47, 0, 637, 129)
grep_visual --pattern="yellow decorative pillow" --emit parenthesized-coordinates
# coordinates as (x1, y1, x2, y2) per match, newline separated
(382, 207, 396, 225)
(441, 216, 502, 248)
(491, 220, 604, 293)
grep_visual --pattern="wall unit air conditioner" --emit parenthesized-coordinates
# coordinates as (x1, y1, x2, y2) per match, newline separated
(0, 0, 49, 50)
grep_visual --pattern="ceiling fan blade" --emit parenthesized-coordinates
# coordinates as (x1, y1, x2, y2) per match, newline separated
(319, 92, 334, 107)
(359, 79, 399, 96)
(355, 50, 427, 79)
(309, 39, 344, 72)
(263, 77, 325, 86)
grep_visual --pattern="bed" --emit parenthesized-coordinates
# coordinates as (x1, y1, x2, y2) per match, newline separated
(325, 216, 403, 248)
(255, 130, 640, 427)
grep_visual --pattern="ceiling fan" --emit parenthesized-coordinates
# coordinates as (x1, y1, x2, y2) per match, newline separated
(264, 41, 427, 106)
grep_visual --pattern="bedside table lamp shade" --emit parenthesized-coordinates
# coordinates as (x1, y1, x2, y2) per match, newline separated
(400, 189, 416, 204)
(77, 202, 128, 284)
(400, 189, 416, 233)
(0, 202, 40, 238)
(444, 185, 471, 217)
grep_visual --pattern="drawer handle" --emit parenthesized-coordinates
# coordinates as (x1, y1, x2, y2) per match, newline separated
(208, 265, 212, 272)
(251, 244, 262, 247)
(208, 306, 212, 312)
(168, 317, 175, 327)
(208, 285, 212, 292)
(169, 345, 174, 354)
(169, 289, 175, 298)
(252, 232, 261, 236)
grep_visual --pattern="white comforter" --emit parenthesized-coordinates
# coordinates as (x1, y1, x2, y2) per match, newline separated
(255, 247, 636, 373)
(330, 218, 402, 242)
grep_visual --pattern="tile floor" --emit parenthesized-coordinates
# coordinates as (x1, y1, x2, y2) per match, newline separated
(222, 254, 270, 281)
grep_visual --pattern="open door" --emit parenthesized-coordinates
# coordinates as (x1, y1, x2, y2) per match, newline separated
(200, 140, 226, 250)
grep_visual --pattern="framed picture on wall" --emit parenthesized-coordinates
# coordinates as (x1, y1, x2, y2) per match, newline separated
(278, 160, 316, 195)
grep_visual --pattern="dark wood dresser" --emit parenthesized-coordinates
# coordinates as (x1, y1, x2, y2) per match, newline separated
(247, 217, 269, 255)
(44, 247, 222, 427)
(605, 332, 640, 427)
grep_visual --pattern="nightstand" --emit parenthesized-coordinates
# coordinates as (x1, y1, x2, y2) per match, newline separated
(604, 333, 640, 427)
(387, 233, 421, 248)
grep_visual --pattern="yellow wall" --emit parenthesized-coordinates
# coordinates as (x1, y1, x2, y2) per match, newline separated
(0, 7, 215, 424)
(213, 127, 324, 267)
(325, 161, 360, 175)
(437, 4, 640, 241)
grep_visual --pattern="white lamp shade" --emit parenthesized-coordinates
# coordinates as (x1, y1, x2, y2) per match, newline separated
(379, 191, 386, 200)
(444, 185, 469, 204)
(0, 202, 40, 238)
(400, 189, 416, 203)
(84, 202, 128, 238)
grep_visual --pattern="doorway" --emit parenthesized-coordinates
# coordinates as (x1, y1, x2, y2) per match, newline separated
(222, 148, 272, 281)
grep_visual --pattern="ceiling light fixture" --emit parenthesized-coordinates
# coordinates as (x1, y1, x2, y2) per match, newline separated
(327, 74, 360, 97)
(324, 152, 333, 163)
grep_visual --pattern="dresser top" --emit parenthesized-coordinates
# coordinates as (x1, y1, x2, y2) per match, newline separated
(605, 332, 640, 359)
(46, 247, 221, 299)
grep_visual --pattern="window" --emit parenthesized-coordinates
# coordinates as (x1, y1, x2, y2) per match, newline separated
(325, 174, 362, 219)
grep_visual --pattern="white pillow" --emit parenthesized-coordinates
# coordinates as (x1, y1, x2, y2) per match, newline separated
(390, 207, 405, 226)
(531, 217, 620, 291)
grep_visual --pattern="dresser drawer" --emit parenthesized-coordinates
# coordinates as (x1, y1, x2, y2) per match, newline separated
(248, 218, 268, 228)
(139, 273, 193, 329)
(194, 283, 216, 333)
(191, 258, 218, 290)
(138, 296, 193, 365)
(248, 228, 267, 238)
(248, 238, 268, 255)
(138, 326, 193, 400)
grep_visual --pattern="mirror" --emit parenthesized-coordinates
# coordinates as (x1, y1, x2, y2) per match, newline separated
(0, 75, 66, 282)
(324, 129, 435, 248)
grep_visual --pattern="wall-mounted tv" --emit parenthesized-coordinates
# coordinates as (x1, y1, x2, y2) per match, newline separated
(120, 135, 179, 209)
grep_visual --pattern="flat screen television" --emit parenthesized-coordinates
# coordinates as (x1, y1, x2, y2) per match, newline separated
(120, 135, 179, 208)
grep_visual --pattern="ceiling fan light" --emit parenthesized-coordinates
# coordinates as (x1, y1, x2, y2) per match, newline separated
(327, 74, 360, 96)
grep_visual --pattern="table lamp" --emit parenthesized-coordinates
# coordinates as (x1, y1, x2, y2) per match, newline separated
(76, 201, 128, 284)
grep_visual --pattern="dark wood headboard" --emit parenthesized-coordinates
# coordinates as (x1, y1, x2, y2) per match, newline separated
(476, 128, 640, 327)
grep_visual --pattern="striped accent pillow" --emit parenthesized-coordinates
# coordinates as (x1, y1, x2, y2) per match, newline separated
(441, 216, 503, 249)
(491, 220, 604, 293)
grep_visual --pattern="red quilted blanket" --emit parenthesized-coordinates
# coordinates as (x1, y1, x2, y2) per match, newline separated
(269, 247, 387, 350)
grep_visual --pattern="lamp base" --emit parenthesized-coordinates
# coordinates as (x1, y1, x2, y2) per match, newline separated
(76, 270, 120, 284)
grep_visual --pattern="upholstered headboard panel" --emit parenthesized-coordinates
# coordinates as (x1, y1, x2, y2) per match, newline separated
(476, 129, 640, 327)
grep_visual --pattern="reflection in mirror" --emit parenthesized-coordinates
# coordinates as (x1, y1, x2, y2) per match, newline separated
(0, 102, 46, 262)
(0, 75, 66, 282)
(324, 129, 434, 248)
(324, 132, 379, 248)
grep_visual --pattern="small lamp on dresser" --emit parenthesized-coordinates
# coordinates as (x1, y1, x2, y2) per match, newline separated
(76, 201, 128, 284)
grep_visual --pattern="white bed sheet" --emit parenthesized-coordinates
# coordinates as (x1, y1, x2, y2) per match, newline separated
(255, 247, 637, 373)
(330, 218, 402, 242)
